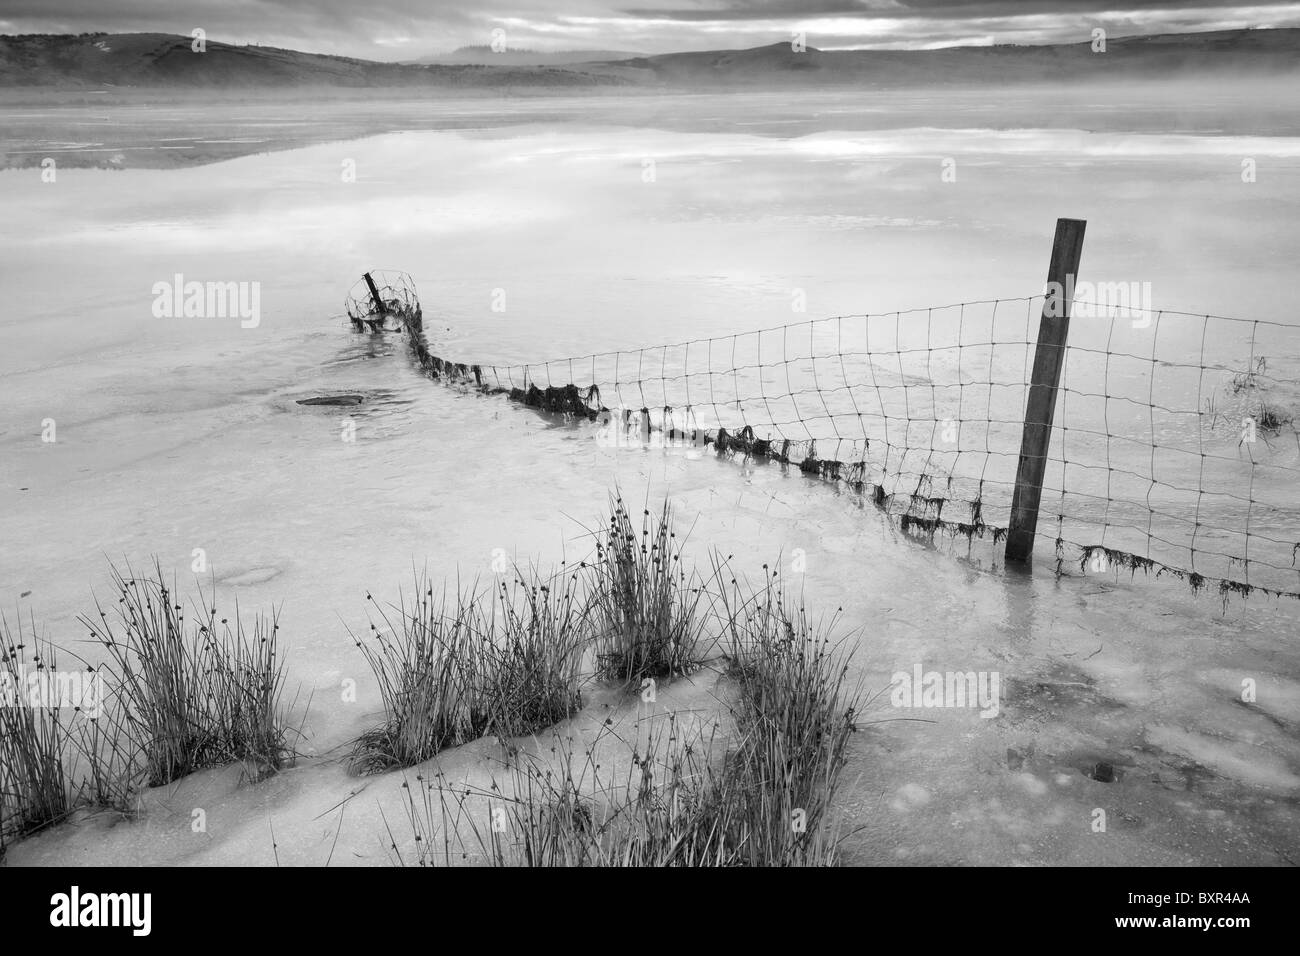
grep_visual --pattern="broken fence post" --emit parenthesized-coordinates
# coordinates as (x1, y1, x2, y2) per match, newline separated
(363, 272, 387, 316)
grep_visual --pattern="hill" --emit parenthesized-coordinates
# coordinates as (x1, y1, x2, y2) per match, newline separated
(0, 33, 624, 89)
(2, 29, 1297, 90)
(591, 29, 1300, 87)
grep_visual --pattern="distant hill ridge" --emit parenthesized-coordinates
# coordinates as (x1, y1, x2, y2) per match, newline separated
(2, 28, 1297, 89)
(601, 30, 1300, 85)
(410, 46, 645, 66)
(0, 32, 625, 88)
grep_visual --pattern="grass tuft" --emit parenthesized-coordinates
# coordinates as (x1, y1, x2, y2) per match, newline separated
(0, 616, 78, 848)
(587, 494, 711, 682)
(390, 717, 730, 867)
(351, 567, 587, 774)
(718, 567, 861, 865)
(80, 561, 289, 787)
(350, 581, 484, 774)
(389, 568, 862, 867)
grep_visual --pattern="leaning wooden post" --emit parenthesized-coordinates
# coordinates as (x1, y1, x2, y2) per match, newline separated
(363, 272, 387, 316)
(1005, 218, 1086, 563)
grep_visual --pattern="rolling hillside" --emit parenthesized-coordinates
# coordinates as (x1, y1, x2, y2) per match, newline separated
(2, 28, 1297, 90)
(0, 33, 623, 88)
(590, 29, 1300, 87)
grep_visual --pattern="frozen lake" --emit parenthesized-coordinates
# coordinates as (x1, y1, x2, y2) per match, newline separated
(2, 89, 1299, 865)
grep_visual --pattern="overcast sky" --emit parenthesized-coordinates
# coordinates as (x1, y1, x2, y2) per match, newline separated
(2, 1, 1298, 58)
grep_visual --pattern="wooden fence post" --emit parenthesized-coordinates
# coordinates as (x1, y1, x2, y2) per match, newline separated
(1005, 218, 1087, 563)
(363, 272, 387, 316)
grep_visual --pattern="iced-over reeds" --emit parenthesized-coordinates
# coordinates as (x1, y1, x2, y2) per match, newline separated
(0, 611, 141, 852)
(389, 568, 862, 866)
(81, 562, 290, 787)
(350, 566, 587, 774)
(587, 494, 712, 682)
(716, 566, 861, 865)
(354, 493, 716, 772)
(0, 617, 78, 851)
(387, 716, 733, 867)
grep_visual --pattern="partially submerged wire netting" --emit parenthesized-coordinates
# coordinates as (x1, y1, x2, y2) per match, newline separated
(397, 297, 1300, 603)
(345, 271, 421, 331)
(1051, 300, 1300, 601)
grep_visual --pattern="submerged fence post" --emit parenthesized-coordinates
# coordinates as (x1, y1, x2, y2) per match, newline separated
(1005, 218, 1087, 563)
(363, 272, 387, 316)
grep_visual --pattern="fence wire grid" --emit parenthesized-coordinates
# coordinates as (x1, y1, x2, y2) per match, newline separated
(395, 293, 1300, 603)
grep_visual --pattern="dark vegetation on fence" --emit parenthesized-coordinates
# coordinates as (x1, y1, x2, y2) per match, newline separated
(400, 301, 1017, 551)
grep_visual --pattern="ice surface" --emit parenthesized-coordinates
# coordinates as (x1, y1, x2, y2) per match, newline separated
(2, 92, 1298, 865)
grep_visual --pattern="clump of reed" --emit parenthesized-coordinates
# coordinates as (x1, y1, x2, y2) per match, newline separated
(358, 494, 714, 774)
(387, 716, 733, 867)
(604, 719, 735, 866)
(587, 494, 712, 682)
(351, 566, 587, 774)
(372, 493, 862, 866)
(716, 567, 862, 866)
(389, 735, 607, 867)
(0, 617, 77, 849)
(0, 610, 144, 856)
(486, 568, 587, 737)
(350, 582, 484, 774)
(80, 562, 290, 787)
(389, 569, 862, 867)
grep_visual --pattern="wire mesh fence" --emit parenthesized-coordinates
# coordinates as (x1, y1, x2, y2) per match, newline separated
(1051, 300, 1300, 600)
(395, 293, 1300, 603)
